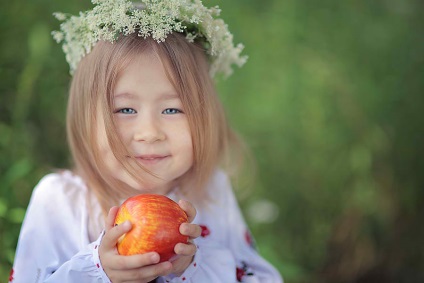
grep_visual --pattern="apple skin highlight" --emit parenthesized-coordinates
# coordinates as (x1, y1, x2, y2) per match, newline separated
(114, 194, 189, 262)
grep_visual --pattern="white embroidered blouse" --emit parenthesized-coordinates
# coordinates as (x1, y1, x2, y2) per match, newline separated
(11, 170, 283, 283)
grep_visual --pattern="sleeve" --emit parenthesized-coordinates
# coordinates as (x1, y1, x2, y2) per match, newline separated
(224, 175, 283, 283)
(159, 171, 283, 283)
(10, 174, 107, 283)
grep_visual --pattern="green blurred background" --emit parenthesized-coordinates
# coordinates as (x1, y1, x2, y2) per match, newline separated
(1, 0, 423, 282)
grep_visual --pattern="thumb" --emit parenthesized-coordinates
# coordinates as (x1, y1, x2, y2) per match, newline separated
(105, 206, 120, 231)
(102, 220, 132, 250)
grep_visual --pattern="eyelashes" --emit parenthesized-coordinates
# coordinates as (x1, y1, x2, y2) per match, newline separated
(114, 108, 184, 115)
(162, 108, 183, 114)
(115, 108, 137, 114)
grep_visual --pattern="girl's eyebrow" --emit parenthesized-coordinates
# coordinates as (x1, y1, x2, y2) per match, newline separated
(161, 93, 179, 100)
(114, 92, 136, 99)
(114, 92, 179, 100)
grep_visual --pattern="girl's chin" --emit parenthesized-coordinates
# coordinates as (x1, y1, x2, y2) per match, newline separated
(118, 171, 177, 195)
(130, 180, 173, 195)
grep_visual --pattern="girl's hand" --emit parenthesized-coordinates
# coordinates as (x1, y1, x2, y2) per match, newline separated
(169, 200, 202, 276)
(99, 206, 172, 283)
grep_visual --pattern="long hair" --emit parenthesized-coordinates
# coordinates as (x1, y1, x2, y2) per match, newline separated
(67, 33, 245, 217)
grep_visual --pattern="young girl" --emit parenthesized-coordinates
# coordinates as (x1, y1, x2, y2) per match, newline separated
(11, 0, 283, 282)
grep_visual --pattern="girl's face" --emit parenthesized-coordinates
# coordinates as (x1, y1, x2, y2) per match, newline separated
(98, 51, 194, 195)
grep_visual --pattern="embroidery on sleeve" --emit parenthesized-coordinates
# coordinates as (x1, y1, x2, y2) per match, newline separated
(199, 225, 210, 237)
(8, 268, 14, 282)
(236, 261, 254, 282)
(244, 229, 257, 250)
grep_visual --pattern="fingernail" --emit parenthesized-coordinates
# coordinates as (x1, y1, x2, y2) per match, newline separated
(123, 220, 131, 229)
(180, 223, 188, 234)
(161, 261, 173, 271)
(165, 261, 173, 269)
(151, 253, 159, 263)
(174, 243, 182, 254)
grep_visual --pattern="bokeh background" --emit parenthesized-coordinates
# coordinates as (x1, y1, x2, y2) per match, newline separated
(1, 0, 423, 282)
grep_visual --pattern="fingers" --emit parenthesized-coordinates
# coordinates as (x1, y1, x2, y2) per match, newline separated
(178, 200, 196, 222)
(105, 206, 120, 231)
(109, 252, 160, 270)
(102, 220, 132, 250)
(174, 242, 197, 257)
(170, 242, 197, 276)
(180, 223, 201, 239)
(108, 261, 172, 283)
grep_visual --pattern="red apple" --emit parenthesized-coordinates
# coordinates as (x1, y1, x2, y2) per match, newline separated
(114, 194, 189, 261)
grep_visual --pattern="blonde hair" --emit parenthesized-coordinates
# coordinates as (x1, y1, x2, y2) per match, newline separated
(67, 33, 245, 217)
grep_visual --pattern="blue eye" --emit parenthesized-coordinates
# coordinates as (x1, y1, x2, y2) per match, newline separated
(116, 108, 136, 114)
(162, 108, 182, 115)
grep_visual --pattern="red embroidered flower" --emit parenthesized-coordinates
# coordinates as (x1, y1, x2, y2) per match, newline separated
(199, 225, 210, 237)
(236, 261, 254, 281)
(245, 230, 252, 245)
(9, 268, 14, 282)
(236, 267, 245, 282)
(245, 229, 256, 249)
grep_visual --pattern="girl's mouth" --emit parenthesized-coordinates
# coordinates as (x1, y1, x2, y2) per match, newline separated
(134, 155, 169, 165)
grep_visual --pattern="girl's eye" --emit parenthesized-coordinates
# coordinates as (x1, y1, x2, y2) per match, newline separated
(162, 108, 182, 115)
(116, 108, 136, 114)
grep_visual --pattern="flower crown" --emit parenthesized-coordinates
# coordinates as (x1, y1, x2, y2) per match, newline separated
(52, 0, 248, 78)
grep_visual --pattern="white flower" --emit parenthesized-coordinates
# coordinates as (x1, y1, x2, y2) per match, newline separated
(52, 0, 247, 77)
(53, 12, 67, 21)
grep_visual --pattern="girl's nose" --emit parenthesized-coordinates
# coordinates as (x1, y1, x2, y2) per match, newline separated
(133, 118, 165, 143)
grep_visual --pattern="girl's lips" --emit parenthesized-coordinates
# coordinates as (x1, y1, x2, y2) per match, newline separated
(134, 155, 169, 165)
